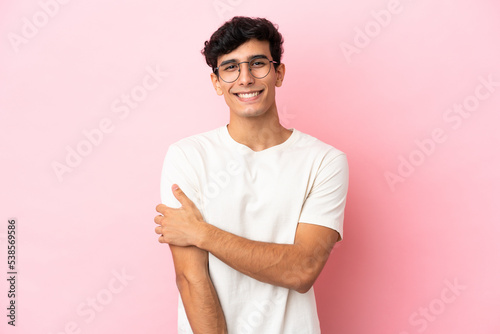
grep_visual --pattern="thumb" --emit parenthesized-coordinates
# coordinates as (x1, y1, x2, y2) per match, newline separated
(172, 184, 189, 205)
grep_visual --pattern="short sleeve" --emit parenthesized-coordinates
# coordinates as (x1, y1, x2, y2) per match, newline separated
(298, 151, 349, 241)
(160, 144, 203, 216)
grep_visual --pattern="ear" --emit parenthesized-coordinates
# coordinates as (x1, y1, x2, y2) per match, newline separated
(275, 63, 286, 87)
(210, 73, 224, 96)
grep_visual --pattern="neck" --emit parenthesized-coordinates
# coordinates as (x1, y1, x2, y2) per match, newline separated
(227, 104, 292, 152)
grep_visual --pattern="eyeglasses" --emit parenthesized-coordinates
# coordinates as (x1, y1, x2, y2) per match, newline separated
(215, 58, 278, 83)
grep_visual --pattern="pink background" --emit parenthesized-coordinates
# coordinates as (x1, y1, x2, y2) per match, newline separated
(1, 0, 500, 333)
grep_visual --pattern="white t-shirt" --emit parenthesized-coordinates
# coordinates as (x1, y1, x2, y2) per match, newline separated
(160, 124, 349, 334)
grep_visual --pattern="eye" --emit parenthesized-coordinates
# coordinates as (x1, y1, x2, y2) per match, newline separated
(251, 61, 266, 68)
(222, 64, 238, 71)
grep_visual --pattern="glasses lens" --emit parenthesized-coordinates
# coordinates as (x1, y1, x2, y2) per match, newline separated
(219, 62, 239, 83)
(249, 58, 271, 79)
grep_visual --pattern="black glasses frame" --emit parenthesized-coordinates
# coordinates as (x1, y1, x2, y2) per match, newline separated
(215, 59, 279, 83)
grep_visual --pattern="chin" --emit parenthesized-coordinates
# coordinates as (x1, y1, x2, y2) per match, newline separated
(239, 107, 266, 118)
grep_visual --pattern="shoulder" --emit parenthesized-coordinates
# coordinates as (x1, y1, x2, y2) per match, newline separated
(168, 126, 224, 157)
(292, 128, 347, 164)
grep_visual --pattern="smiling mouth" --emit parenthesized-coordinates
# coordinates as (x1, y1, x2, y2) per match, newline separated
(234, 90, 264, 98)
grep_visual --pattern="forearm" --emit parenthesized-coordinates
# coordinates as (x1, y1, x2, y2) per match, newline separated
(196, 225, 326, 293)
(177, 274, 227, 334)
(170, 245, 227, 334)
(156, 185, 337, 294)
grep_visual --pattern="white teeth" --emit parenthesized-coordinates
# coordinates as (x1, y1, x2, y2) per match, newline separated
(237, 91, 260, 98)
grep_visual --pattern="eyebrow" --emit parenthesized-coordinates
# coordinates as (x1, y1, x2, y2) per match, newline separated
(219, 54, 269, 67)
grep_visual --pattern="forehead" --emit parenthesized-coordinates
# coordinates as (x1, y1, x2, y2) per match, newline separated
(218, 39, 272, 64)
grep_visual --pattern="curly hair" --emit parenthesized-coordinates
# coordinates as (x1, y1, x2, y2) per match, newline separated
(201, 16, 284, 74)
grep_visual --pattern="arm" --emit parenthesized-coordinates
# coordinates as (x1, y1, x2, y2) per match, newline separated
(157, 152, 348, 294)
(158, 145, 227, 333)
(197, 221, 339, 293)
(155, 151, 348, 293)
(157, 186, 340, 294)
(169, 245, 227, 334)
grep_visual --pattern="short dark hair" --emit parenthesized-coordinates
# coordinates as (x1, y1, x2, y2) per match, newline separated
(201, 16, 284, 74)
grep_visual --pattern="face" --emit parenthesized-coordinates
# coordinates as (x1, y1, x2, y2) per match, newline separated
(210, 39, 285, 119)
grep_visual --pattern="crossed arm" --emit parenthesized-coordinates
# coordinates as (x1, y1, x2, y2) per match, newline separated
(169, 245, 227, 333)
(154, 184, 340, 333)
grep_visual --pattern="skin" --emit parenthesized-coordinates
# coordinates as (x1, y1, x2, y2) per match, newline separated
(155, 38, 340, 333)
(164, 186, 227, 334)
(210, 39, 291, 151)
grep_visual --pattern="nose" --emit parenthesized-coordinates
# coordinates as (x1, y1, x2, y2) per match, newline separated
(237, 62, 254, 85)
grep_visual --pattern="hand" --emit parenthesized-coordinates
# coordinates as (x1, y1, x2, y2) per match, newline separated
(154, 184, 206, 247)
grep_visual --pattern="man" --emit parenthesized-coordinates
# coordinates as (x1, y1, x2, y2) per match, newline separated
(154, 16, 349, 334)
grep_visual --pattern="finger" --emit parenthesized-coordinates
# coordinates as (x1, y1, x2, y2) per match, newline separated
(156, 203, 168, 214)
(154, 226, 162, 235)
(158, 235, 166, 243)
(154, 215, 164, 225)
(172, 184, 191, 206)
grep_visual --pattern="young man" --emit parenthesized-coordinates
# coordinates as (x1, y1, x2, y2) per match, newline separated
(154, 16, 349, 334)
